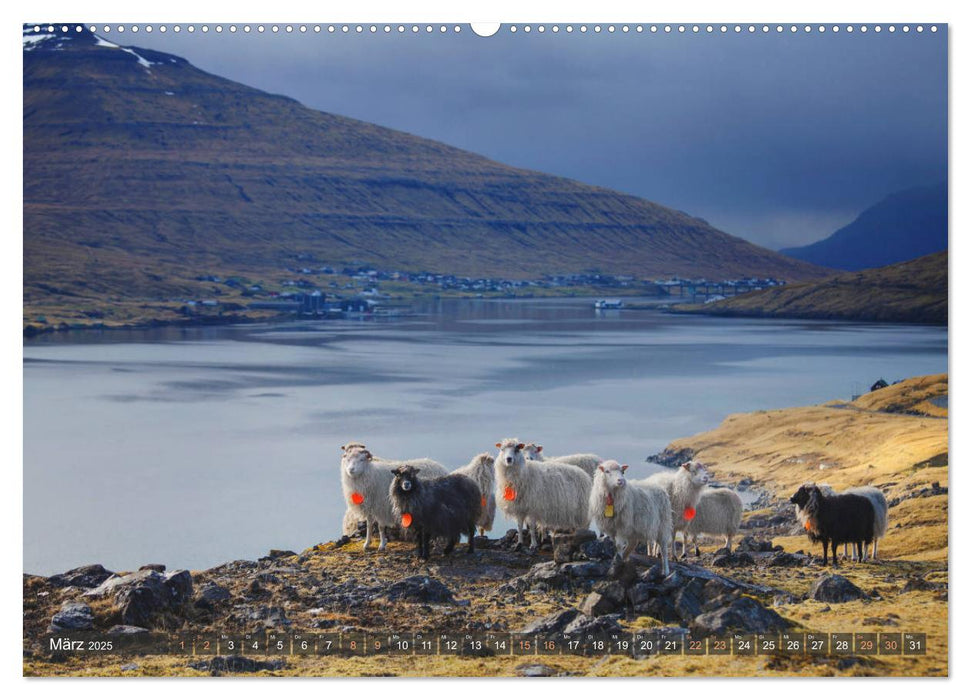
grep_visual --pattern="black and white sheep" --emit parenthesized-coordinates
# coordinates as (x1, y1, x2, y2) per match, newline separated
(452, 452, 497, 536)
(522, 443, 601, 477)
(789, 484, 875, 567)
(388, 465, 481, 559)
(340, 445, 447, 550)
(793, 483, 888, 560)
(494, 438, 592, 550)
(589, 460, 672, 575)
(684, 486, 743, 556)
(635, 461, 710, 560)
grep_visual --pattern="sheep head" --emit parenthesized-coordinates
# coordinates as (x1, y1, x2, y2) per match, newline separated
(495, 438, 525, 469)
(680, 461, 710, 486)
(597, 460, 629, 493)
(390, 465, 422, 497)
(341, 446, 373, 477)
(522, 443, 543, 459)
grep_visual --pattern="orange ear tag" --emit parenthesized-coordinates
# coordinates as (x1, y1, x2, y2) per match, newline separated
(481, 496, 487, 508)
(350, 492, 364, 505)
(804, 520, 812, 531)
(503, 485, 517, 501)
(683, 507, 696, 520)
(401, 513, 413, 528)
(604, 494, 615, 518)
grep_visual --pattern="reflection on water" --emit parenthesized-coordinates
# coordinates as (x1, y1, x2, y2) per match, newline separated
(23, 298, 947, 574)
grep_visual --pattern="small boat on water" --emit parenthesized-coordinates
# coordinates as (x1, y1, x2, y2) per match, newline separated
(594, 298, 624, 310)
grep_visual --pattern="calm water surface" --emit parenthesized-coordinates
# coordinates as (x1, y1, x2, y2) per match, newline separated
(23, 299, 947, 574)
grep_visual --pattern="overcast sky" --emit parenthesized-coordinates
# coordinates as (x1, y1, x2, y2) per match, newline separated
(125, 25, 947, 250)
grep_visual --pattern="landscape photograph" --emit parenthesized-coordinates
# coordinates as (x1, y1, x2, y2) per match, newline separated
(22, 21, 948, 678)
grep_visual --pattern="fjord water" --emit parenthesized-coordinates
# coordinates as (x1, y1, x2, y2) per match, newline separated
(23, 299, 946, 575)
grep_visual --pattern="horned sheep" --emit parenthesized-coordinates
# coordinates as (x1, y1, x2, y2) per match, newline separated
(494, 438, 592, 550)
(340, 445, 447, 550)
(589, 460, 672, 575)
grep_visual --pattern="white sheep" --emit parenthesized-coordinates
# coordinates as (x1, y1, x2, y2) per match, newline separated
(340, 445, 447, 550)
(684, 486, 743, 555)
(793, 483, 888, 560)
(844, 486, 888, 560)
(634, 461, 710, 560)
(494, 438, 592, 550)
(522, 443, 602, 477)
(452, 452, 497, 536)
(590, 460, 672, 575)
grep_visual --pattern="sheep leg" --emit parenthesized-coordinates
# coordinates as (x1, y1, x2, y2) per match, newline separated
(420, 531, 431, 560)
(377, 525, 388, 552)
(467, 523, 476, 554)
(444, 537, 457, 556)
(831, 540, 839, 568)
(821, 538, 829, 566)
(694, 534, 701, 558)
(872, 539, 879, 561)
(660, 543, 670, 576)
(514, 520, 526, 550)
(725, 534, 733, 554)
(527, 521, 539, 552)
(363, 520, 374, 550)
(621, 541, 636, 560)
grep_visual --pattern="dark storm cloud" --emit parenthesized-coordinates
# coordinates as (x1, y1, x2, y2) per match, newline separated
(126, 26, 947, 249)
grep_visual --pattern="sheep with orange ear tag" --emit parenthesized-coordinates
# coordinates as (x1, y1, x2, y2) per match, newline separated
(339, 444, 447, 551)
(632, 460, 710, 561)
(493, 437, 592, 551)
(589, 460, 672, 575)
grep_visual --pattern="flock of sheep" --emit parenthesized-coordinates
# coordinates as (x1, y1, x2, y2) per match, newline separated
(339, 440, 888, 570)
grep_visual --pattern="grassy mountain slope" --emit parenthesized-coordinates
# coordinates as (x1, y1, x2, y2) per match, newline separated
(676, 251, 947, 325)
(24, 26, 827, 325)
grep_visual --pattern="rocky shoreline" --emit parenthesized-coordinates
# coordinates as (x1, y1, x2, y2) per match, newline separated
(24, 496, 947, 677)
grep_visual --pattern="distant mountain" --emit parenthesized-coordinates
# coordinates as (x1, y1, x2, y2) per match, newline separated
(780, 183, 947, 271)
(677, 251, 947, 325)
(24, 26, 827, 320)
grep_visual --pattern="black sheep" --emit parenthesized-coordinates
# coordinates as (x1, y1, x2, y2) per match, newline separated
(389, 465, 482, 559)
(790, 484, 875, 567)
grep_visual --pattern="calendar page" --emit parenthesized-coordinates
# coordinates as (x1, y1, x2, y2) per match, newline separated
(22, 15, 948, 679)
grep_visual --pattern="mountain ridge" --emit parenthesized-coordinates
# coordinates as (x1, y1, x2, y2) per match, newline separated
(24, 25, 829, 324)
(779, 183, 947, 270)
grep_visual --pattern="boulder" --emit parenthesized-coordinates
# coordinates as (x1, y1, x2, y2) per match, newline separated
(520, 609, 581, 636)
(48, 564, 114, 589)
(578, 581, 626, 617)
(810, 574, 867, 603)
(383, 576, 456, 604)
(107, 625, 150, 636)
(196, 583, 232, 607)
(139, 564, 166, 573)
(712, 552, 756, 568)
(691, 595, 791, 635)
(50, 601, 94, 631)
(515, 663, 566, 677)
(563, 613, 623, 637)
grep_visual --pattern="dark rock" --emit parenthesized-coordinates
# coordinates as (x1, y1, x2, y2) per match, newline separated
(578, 537, 616, 562)
(559, 561, 609, 580)
(384, 576, 456, 604)
(764, 551, 809, 567)
(139, 564, 166, 573)
(735, 536, 777, 553)
(48, 564, 114, 589)
(196, 583, 232, 606)
(647, 447, 694, 468)
(516, 662, 566, 677)
(810, 574, 867, 603)
(164, 570, 193, 606)
(520, 609, 582, 635)
(578, 591, 620, 617)
(563, 613, 623, 637)
(607, 557, 639, 587)
(187, 655, 286, 674)
(691, 596, 791, 635)
(628, 582, 655, 609)
(50, 601, 94, 631)
(266, 549, 297, 559)
(712, 552, 756, 567)
(901, 575, 946, 593)
(551, 529, 597, 563)
(256, 573, 280, 584)
(246, 606, 292, 627)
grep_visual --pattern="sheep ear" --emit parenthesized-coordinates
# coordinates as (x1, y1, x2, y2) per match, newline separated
(495, 443, 501, 448)
(517, 443, 525, 450)
(412, 468, 420, 475)
(598, 463, 605, 472)
(536, 445, 543, 453)
(680, 462, 690, 470)
(621, 464, 629, 472)
(390, 467, 401, 476)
